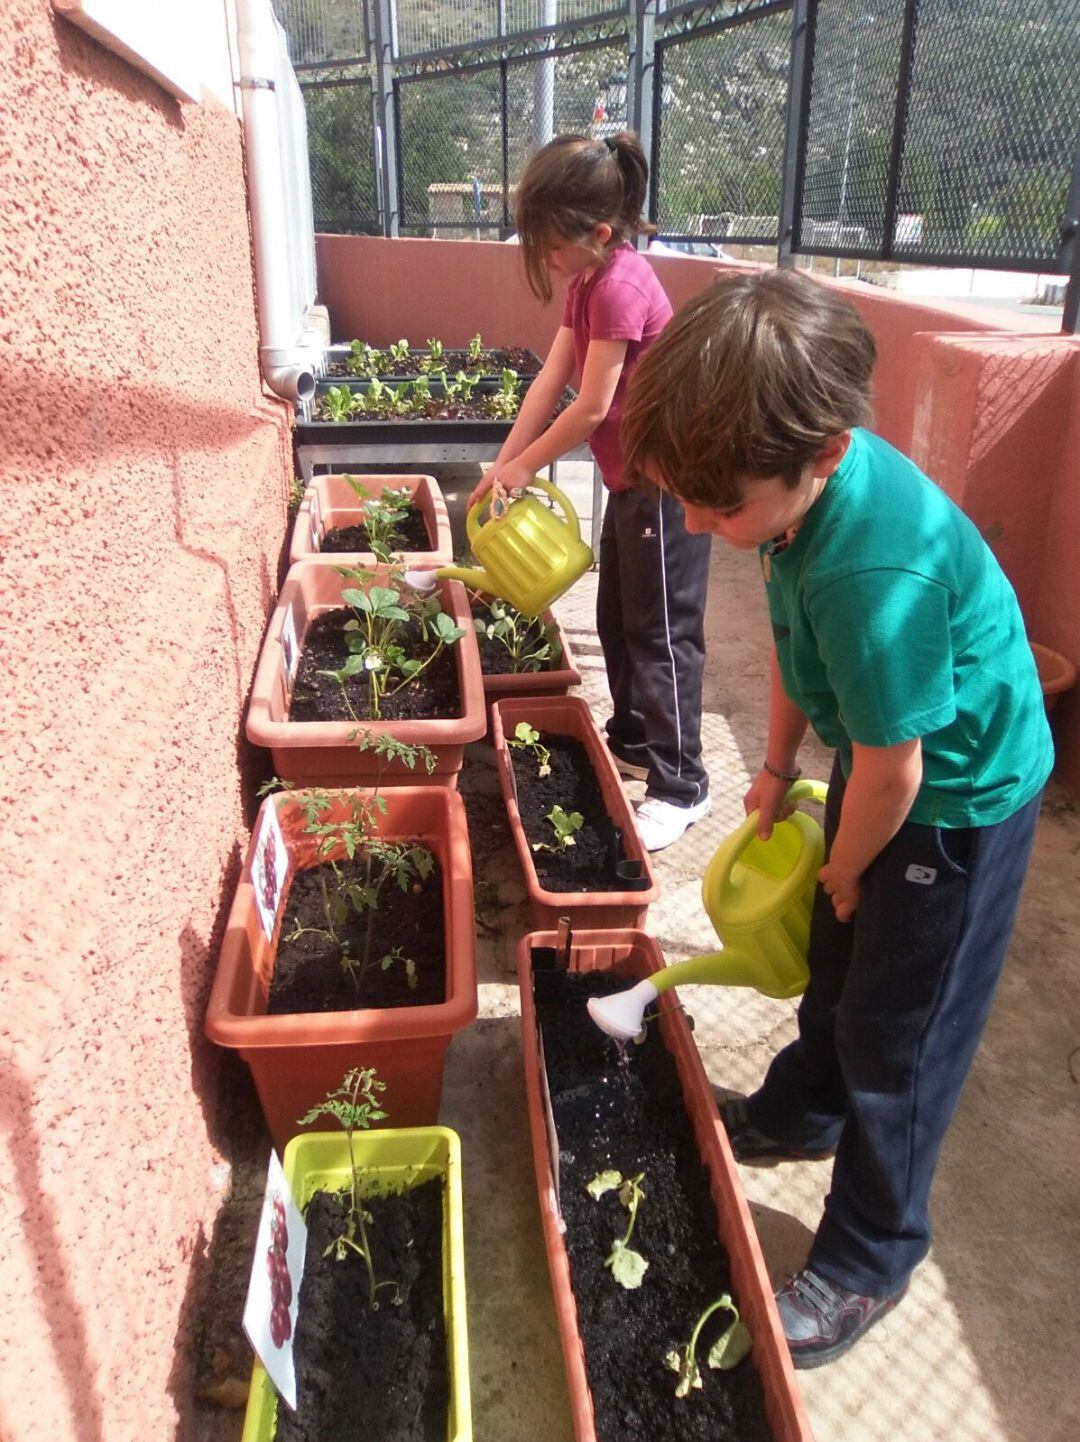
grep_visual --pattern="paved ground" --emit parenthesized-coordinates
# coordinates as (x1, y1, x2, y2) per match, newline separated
(437, 461, 1080, 1442)
(195, 459, 1080, 1442)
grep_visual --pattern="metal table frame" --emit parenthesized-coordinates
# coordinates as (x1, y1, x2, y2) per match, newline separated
(296, 439, 606, 552)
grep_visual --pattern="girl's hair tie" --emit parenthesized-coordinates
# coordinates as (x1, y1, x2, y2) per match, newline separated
(603, 136, 618, 153)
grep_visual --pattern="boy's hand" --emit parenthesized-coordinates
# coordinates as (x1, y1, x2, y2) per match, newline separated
(744, 768, 796, 840)
(818, 861, 861, 922)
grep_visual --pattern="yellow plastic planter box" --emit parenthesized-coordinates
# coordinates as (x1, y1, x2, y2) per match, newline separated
(241, 1127, 471, 1442)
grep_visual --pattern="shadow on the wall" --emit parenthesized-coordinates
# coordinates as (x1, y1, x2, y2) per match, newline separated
(52, 11, 184, 127)
(0, 1066, 108, 1442)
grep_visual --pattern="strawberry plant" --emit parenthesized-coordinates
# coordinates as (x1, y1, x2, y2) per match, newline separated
(664, 1294, 753, 1397)
(298, 1067, 401, 1310)
(508, 720, 551, 776)
(586, 1170, 649, 1289)
(474, 596, 560, 673)
(533, 804, 584, 853)
(319, 565, 466, 720)
(340, 478, 414, 561)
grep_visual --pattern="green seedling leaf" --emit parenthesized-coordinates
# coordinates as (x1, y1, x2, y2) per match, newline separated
(586, 1170, 624, 1200)
(606, 1240, 649, 1290)
(707, 1319, 753, 1371)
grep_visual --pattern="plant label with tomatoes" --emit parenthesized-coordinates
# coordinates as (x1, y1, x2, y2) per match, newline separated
(280, 605, 300, 688)
(252, 799, 289, 943)
(243, 1150, 307, 1410)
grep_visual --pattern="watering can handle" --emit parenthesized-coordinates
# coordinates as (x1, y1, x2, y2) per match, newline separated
(713, 778, 829, 889)
(465, 475, 580, 546)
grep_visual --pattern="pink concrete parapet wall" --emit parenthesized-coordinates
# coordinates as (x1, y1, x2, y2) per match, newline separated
(1, 4, 294, 1438)
(317, 233, 1080, 794)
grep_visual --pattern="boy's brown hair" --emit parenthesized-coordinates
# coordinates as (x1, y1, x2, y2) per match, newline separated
(514, 132, 654, 302)
(621, 269, 877, 507)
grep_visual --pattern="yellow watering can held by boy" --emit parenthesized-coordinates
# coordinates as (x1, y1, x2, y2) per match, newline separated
(588, 780, 829, 1040)
(405, 477, 594, 618)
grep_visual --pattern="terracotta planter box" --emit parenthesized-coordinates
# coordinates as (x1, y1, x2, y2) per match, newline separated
(1031, 641, 1078, 714)
(519, 929, 814, 1442)
(289, 473, 453, 568)
(241, 1127, 472, 1441)
(476, 603, 582, 731)
(491, 695, 659, 929)
(205, 786, 477, 1153)
(246, 566, 485, 787)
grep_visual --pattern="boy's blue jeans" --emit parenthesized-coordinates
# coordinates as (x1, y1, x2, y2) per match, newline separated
(745, 757, 1042, 1297)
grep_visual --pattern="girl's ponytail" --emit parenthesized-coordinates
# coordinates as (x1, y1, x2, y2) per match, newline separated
(603, 131, 653, 238)
(514, 129, 655, 300)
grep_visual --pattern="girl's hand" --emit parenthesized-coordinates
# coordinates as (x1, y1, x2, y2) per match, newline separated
(818, 862, 861, 922)
(467, 468, 497, 512)
(744, 768, 796, 840)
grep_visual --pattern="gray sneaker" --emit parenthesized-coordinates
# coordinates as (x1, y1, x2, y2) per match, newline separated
(774, 1267, 908, 1369)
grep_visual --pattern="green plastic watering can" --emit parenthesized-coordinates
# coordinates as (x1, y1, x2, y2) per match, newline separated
(587, 779, 829, 1040)
(405, 477, 594, 618)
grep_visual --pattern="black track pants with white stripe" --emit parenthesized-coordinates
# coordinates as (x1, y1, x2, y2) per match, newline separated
(596, 485, 711, 806)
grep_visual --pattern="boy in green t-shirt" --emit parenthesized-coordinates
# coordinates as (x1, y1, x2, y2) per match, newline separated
(621, 269, 1053, 1368)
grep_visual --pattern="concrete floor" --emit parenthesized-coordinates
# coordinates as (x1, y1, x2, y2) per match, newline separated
(438, 461, 1080, 1442)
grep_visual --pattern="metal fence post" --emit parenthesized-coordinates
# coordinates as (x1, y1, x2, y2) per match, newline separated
(628, 0, 657, 231)
(372, 0, 399, 235)
(777, 0, 811, 268)
(1061, 132, 1080, 335)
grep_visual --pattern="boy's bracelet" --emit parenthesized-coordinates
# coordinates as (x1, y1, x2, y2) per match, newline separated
(762, 759, 802, 783)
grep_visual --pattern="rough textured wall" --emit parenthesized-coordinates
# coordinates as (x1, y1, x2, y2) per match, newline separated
(316, 234, 1080, 792)
(0, 4, 292, 1439)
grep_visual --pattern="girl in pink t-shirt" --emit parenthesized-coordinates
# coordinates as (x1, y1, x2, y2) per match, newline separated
(467, 132, 711, 851)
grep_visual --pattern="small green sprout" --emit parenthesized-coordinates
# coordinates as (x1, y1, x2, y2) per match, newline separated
(533, 805, 584, 854)
(466, 332, 485, 365)
(587, 1170, 649, 1289)
(664, 1294, 753, 1397)
(508, 720, 551, 776)
(388, 338, 410, 366)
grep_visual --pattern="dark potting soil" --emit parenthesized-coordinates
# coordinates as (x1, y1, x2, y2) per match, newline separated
(472, 599, 560, 677)
(535, 969, 773, 1442)
(276, 1179, 448, 1442)
(267, 855, 445, 1013)
(289, 611, 462, 723)
(319, 506, 431, 555)
(509, 733, 627, 891)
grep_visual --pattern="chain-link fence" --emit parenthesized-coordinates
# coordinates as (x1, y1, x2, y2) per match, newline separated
(796, 0, 1080, 267)
(653, 4, 793, 243)
(277, 0, 368, 64)
(302, 77, 380, 233)
(274, 0, 1080, 320)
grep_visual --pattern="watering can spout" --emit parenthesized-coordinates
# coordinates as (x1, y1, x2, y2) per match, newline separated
(586, 780, 828, 1040)
(586, 948, 804, 1041)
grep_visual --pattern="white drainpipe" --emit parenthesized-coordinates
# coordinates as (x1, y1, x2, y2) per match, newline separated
(236, 0, 318, 403)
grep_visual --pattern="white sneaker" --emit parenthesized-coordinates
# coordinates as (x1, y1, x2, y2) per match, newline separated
(633, 795, 712, 852)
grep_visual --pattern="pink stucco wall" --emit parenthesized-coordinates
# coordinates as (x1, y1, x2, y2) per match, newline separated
(317, 234, 1080, 792)
(0, 5, 293, 1438)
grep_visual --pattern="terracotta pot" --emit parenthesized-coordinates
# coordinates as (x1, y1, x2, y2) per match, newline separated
(491, 695, 660, 929)
(241, 1127, 472, 1441)
(518, 929, 814, 1442)
(246, 566, 485, 787)
(474, 601, 582, 733)
(205, 786, 477, 1153)
(289, 472, 453, 568)
(1031, 641, 1078, 714)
